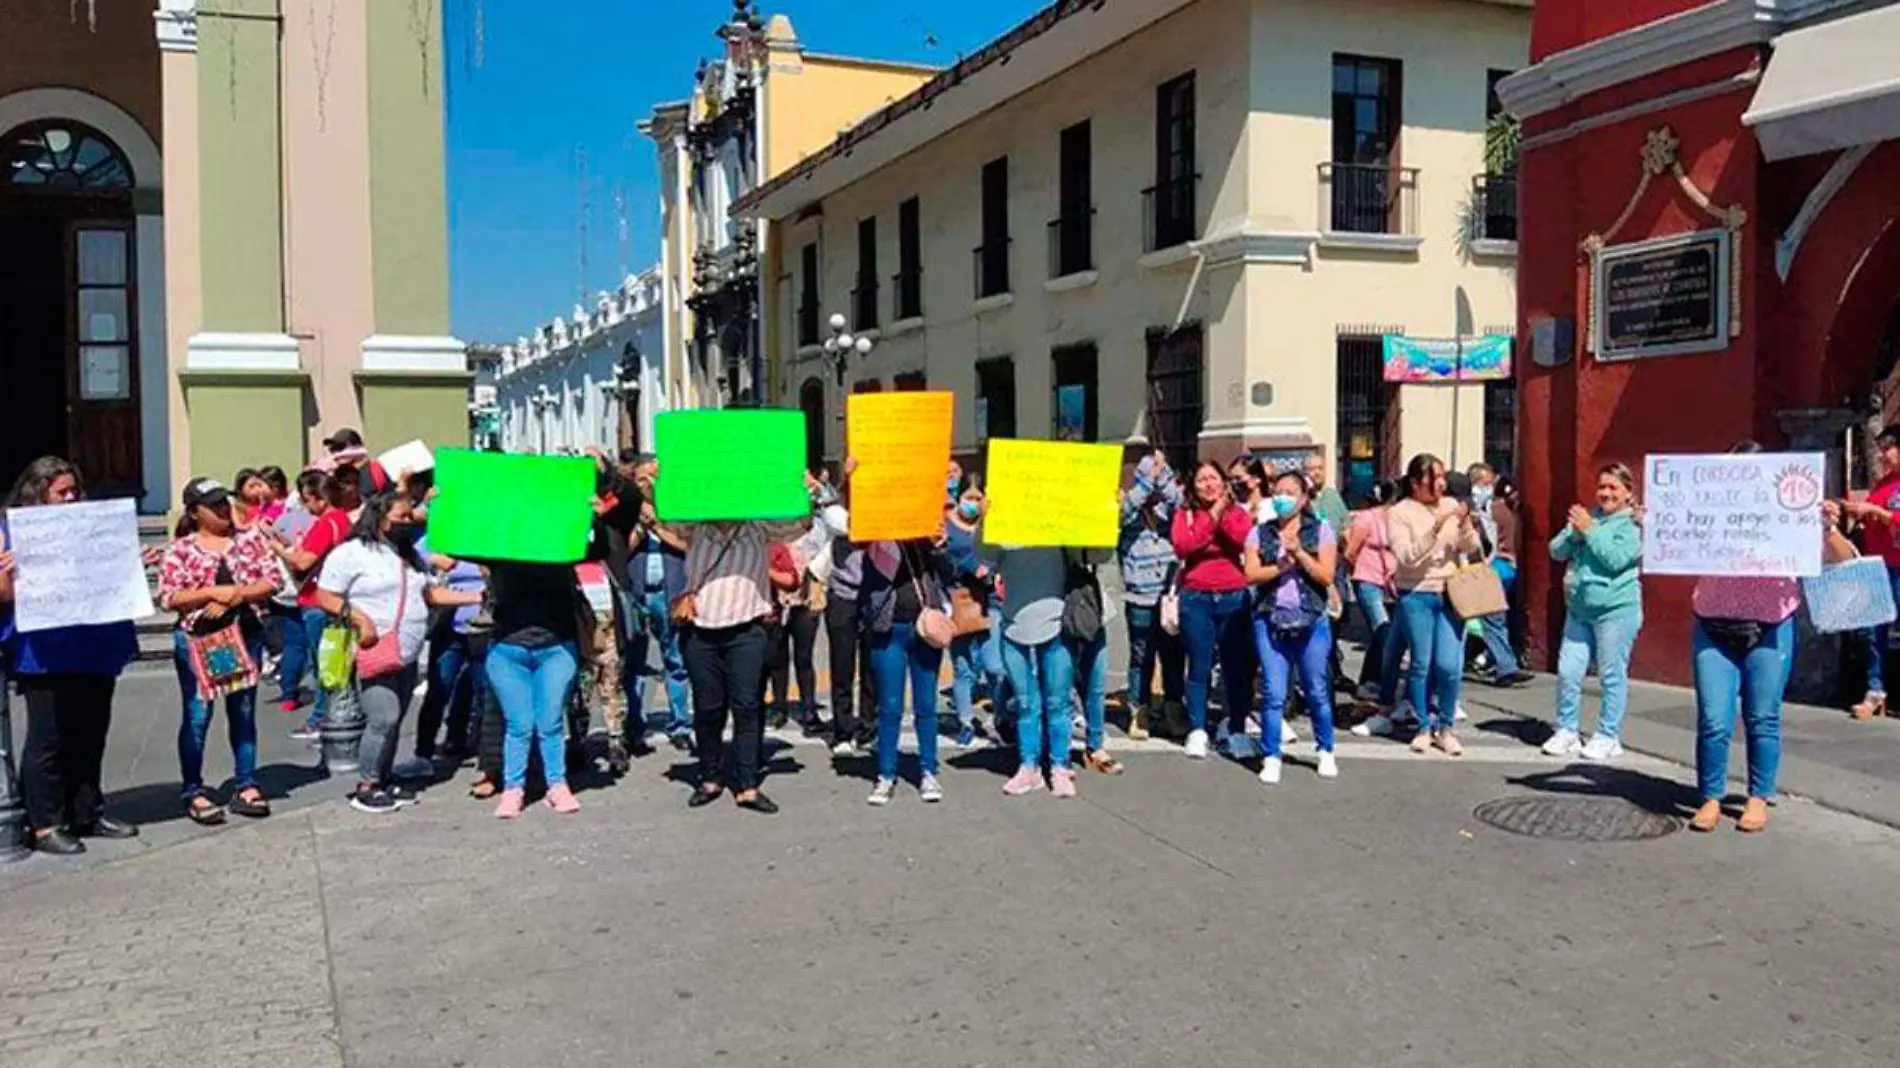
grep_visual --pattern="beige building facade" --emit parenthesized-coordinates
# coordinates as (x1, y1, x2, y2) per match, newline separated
(740, 0, 1531, 499)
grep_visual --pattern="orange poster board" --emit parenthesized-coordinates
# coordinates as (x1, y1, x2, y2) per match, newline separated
(847, 391, 954, 541)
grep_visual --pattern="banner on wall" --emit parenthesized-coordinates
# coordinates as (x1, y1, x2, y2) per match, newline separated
(1381, 334, 1513, 383)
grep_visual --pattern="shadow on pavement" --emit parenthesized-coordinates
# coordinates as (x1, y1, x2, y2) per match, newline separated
(1506, 763, 1699, 818)
(106, 760, 334, 828)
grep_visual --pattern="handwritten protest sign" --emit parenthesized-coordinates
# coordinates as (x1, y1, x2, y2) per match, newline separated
(9, 499, 155, 633)
(847, 391, 954, 540)
(1643, 452, 1825, 577)
(427, 449, 596, 563)
(984, 439, 1121, 548)
(654, 408, 809, 522)
(378, 439, 435, 477)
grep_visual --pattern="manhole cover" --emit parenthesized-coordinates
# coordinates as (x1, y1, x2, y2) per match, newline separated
(1473, 796, 1680, 841)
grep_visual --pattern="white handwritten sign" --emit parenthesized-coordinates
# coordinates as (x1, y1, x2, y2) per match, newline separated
(1643, 453, 1824, 577)
(8, 498, 156, 633)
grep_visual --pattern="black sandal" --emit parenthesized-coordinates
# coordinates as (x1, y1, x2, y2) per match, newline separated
(228, 787, 271, 819)
(688, 783, 725, 809)
(186, 791, 226, 826)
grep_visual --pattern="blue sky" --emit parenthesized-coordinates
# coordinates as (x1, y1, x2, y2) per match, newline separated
(445, 0, 1045, 343)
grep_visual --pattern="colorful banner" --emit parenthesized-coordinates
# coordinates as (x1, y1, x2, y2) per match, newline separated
(847, 391, 954, 541)
(984, 438, 1121, 548)
(1642, 452, 1825, 577)
(1382, 334, 1513, 383)
(427, 449, 597, 563)
(653, 408, 809, 522)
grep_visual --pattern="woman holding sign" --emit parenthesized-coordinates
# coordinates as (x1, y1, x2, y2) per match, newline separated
(1170, 462, 1257, 761)
(861, 538, 957, 805)
(0, 457, 142, 855)
(1543, 462, 1645, 763)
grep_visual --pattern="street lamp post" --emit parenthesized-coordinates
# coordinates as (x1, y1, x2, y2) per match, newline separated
(0, 676, 26, 861)
(820, 311, 875, 424)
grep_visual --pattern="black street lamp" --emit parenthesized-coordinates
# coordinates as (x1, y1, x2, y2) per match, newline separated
(821, 312, 874, 418)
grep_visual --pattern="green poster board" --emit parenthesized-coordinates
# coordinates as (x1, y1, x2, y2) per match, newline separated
(654, 408, 809, 522)
(426, 449, 596, 563)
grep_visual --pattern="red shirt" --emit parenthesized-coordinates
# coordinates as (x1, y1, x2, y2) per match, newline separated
(297, 508, 355, 608)
(1170, 505, 1253, 593)
(1866, 474, 1900, 566)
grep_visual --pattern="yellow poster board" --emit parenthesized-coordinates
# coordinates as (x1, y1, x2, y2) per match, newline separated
(984, 438, 1121, 548)
(847, 391, 954, 541)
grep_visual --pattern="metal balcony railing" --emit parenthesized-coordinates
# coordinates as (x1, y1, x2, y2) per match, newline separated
(1320, 161, 1420, 236)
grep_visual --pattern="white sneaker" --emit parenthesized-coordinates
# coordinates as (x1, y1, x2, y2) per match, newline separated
(1184, 729, 1210, 760)
(1258, 756, 1283, 785)
(1280, 719, 1299, 746)
(1351, 713, 1395, 738)
(1317, 751, 1339, 780)
(832, 740, 862, 757)
(1541, 728, 1583, 757)
(1580, 734, 1624, 762)
(918, 774, 944, 803)
(1225, 731, 1258, 761)
(1454, 703, 1470, 723)
(867, 778, 895, 806)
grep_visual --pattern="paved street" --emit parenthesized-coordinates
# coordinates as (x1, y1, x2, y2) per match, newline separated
(8, 641, 1900, 1067)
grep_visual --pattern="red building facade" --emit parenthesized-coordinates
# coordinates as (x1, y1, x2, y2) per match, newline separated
(1502, 0, 1900, 692)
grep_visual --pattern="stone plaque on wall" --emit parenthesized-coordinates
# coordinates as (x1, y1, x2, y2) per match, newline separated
(1594, 229, 1731, 361)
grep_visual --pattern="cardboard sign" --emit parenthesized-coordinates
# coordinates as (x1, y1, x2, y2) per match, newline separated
(8, 498, 155, 633)
(984, 438, 1121, 548)
(847, 391, 954, 540)
(427, 449, 596, 563)
(653, 408, 809, 522)
(378, 439, 435, 477)
(1643, 452, 1825, 577)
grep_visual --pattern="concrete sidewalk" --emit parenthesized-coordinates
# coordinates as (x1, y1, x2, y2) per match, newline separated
(1448, 664, 1900, 829)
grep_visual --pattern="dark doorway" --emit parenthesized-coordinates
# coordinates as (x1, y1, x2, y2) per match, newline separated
(0, 215, 72, 485)
(799, 377, 826, 472)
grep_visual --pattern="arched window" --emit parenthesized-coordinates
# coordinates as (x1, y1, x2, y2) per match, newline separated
(2, 121, 132, 191)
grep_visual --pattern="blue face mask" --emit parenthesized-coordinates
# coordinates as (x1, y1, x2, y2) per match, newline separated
(957, 500, 981, 521)
(1271, 495, 1299, 520)
(947, 477, 959, 496)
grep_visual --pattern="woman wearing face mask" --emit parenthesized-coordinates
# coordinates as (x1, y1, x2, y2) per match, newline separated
(1244, 470, 1340, 783)
(1120, 451, 1185, 740)
(1170, 461, 1256, 760)
(1388, 453, 1483, 756)
(1543, 462, 1645, 762)
(0, 457, 143, 854)
(315, 493, 473, 814)
(270, 465, 368, 740)
(943, 473, 1005, 747)
(158, 477, 284, 825)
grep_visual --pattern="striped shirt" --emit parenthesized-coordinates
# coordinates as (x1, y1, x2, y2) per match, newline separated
(682, 520, 811, 630)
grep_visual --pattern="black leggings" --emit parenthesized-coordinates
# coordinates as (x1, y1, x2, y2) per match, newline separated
(684, 622, 770, 792)
(768, 606, 821, 716)
(18, 673, 118, 832)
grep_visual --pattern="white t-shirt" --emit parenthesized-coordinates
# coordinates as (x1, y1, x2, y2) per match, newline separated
(317, 541, 431, 666)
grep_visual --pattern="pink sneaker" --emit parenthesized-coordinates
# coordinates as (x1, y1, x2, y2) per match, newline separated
(494, 788, 525, 820)
(1002, 767, 1044, 796)
(1050, 769, 1078, 799)
(546, 784, 581, 814)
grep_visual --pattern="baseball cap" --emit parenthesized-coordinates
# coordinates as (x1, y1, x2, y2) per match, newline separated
(181, 477, 232, 511)
(322, 427, 365, 453)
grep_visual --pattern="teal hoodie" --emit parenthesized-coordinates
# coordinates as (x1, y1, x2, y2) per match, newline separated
(1548, 509, 1643, 621)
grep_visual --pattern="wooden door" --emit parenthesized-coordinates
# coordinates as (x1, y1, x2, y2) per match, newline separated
(65, 221, 142, 497)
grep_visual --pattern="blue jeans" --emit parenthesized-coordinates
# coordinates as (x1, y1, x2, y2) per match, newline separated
(869, 623, 945, 780)
(1353, 581, 1401, 703)
(416, 631, 480, 757)
(1477, 562, 1521, 677)
(1179, 588, 1252, 734)
(1001, 634, 1075, 771)
(1124, 602, 1184, 707)
(1254, 617, 1336, 756)
(1854, 565, 1900, 695)
(275, 603, 309, 700)
(486, 640, 580, 792)
(300, 606, 330, 725)
(1397, 589, 1463, 733)
(1693, 617, 1791, 801)
(623, 589, 692, 736)
(173, 629, 263, 801)
(1069, 629, 1108, 752)
(949, 622, 1004, 729)
(1555, 608, 1643, 739)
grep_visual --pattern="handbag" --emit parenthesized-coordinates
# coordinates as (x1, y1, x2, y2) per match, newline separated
(1699, 616, 1764, 655)
(354, 556, 410, 680)
(948, 585, 990, 636)
(184, 556, 261, 699)
(1802, 555, 1898, 634)
(1446, 562, 1508, 620)
(1060, 550, 1105, 643)
(909, 545, 955, 650)
(317, 607, 357, 692)
(1159, 562, 1182, 636)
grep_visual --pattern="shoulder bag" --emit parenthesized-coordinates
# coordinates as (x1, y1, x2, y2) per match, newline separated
(354, 554, 410, 680)
(184, 556, 261, 700)
(1060, 550, 1106, 644)
(910, 544, 956, 650)
(1445, 561, 1508, 620)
